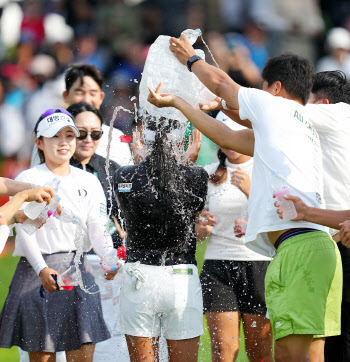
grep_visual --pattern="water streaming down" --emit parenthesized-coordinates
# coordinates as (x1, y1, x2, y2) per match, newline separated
(104, 106, 133, 221)
(68, 217, 98, 294)
(115, 113, 208, 266)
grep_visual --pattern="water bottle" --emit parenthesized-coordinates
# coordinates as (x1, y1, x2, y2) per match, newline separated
(54, 207, 79, 224)
(22, 182, 61, 235)
(101, 249, 120, 272)
(24, 178, 60, 220)
(271, 173, 297, 221)
(182, 28, 201, 45)
(139, 28, 215, 125)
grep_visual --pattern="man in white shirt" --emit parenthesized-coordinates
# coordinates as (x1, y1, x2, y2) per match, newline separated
(280, 70, 350, 362)
(147, 43, 342, 361)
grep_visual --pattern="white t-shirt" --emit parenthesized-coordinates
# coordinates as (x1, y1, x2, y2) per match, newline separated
(204, 159, 271, 261)
(13, 164, 113, 275)
(306, 102, 350, 212)
(0, 225, 10, 254)
(238, 87, 327, 257)
(97, 124, 133, 166)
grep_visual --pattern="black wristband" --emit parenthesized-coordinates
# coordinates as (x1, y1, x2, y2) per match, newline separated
(187, 55, 202, 72)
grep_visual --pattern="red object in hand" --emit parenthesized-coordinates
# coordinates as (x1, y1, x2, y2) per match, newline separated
(119, 135, 132, 143)
(117, 246, 126, 260)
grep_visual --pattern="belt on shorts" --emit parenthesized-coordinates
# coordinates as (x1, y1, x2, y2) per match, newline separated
(274, 228, 319, 250)
(172, 268, 193, 275)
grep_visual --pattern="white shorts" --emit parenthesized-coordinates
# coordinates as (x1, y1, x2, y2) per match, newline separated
(118, 263, 203, 340)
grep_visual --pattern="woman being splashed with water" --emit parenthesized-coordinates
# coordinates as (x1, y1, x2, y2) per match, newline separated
(114, 114, 208, 361)
(0, 109, 116, 361)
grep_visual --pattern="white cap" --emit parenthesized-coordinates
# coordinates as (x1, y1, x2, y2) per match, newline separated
(215, 111, 246, 131)
(36, 113, 80, 138)
(326, 27, 350, 51)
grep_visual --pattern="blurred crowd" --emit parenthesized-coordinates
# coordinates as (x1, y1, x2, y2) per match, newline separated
(1, 0, 350, 178)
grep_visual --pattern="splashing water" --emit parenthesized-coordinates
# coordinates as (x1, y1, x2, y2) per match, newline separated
(105, 106, 133, 221)
(71, 219, 97, 294)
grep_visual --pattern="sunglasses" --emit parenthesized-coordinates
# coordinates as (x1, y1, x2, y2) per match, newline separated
(77, 130, 103, 140)
(40, 108, 73, 120)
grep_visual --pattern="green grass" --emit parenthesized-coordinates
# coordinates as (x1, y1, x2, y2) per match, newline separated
(0, 240, 248, 362)
(0, 241, 20, 362)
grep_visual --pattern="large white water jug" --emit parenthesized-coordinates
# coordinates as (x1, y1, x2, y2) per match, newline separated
(139, 28, 215, 125)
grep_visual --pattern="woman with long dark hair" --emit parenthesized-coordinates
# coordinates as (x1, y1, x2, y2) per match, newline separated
(114, 115, 208, 362)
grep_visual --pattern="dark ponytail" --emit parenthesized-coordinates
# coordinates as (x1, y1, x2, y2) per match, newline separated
(209, 149, 227, 185)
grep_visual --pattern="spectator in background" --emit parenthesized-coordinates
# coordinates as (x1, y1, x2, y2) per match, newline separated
(317, 27, 350, 78)
(62, 64, 133, 166)
(24, 54, 65, 133)
(74, 32, 111, 74)
(0, 76, 26, 160)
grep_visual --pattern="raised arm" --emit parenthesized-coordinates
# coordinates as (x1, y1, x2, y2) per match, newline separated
(169, 35, 241, 110)
(147, 84, 254, 156)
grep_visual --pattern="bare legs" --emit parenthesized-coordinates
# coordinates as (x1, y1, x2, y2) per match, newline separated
(205, 311, 273, 362)
(29, 344, 95, 362)
(274, 334, 314, 362)
(126, 335, 200, 362)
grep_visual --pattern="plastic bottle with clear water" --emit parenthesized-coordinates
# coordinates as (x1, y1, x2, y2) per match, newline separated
(138, 28, 215, 125)
(53, 207, 79, 224)
(22, 179, 61, 235)
(271, 173, 297, 221)
(182, 28, 201, 45)
(24, 178, 60, 219)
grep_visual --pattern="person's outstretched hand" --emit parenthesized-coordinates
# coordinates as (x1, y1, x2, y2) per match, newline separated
(169, 34, 197, 65)
(183, 129, 202, 166)
(273, 194, 307, 221)
(147, 82, 176, 108)
(199, 97, 222, 112)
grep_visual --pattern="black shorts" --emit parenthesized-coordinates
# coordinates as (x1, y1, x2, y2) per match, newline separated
(200, 259, 270, 314)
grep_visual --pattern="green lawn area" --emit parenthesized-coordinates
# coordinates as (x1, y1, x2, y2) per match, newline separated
(0, 240, 249, 362)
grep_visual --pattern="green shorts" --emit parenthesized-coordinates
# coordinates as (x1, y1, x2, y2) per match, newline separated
(265, 231, 342, 341)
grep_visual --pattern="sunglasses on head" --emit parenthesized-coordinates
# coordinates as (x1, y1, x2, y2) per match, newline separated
(40, 108, 73, 120)
(77, 130, 103, 140)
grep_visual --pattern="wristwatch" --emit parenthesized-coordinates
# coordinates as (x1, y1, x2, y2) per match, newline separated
(187, 55, 202, 72)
